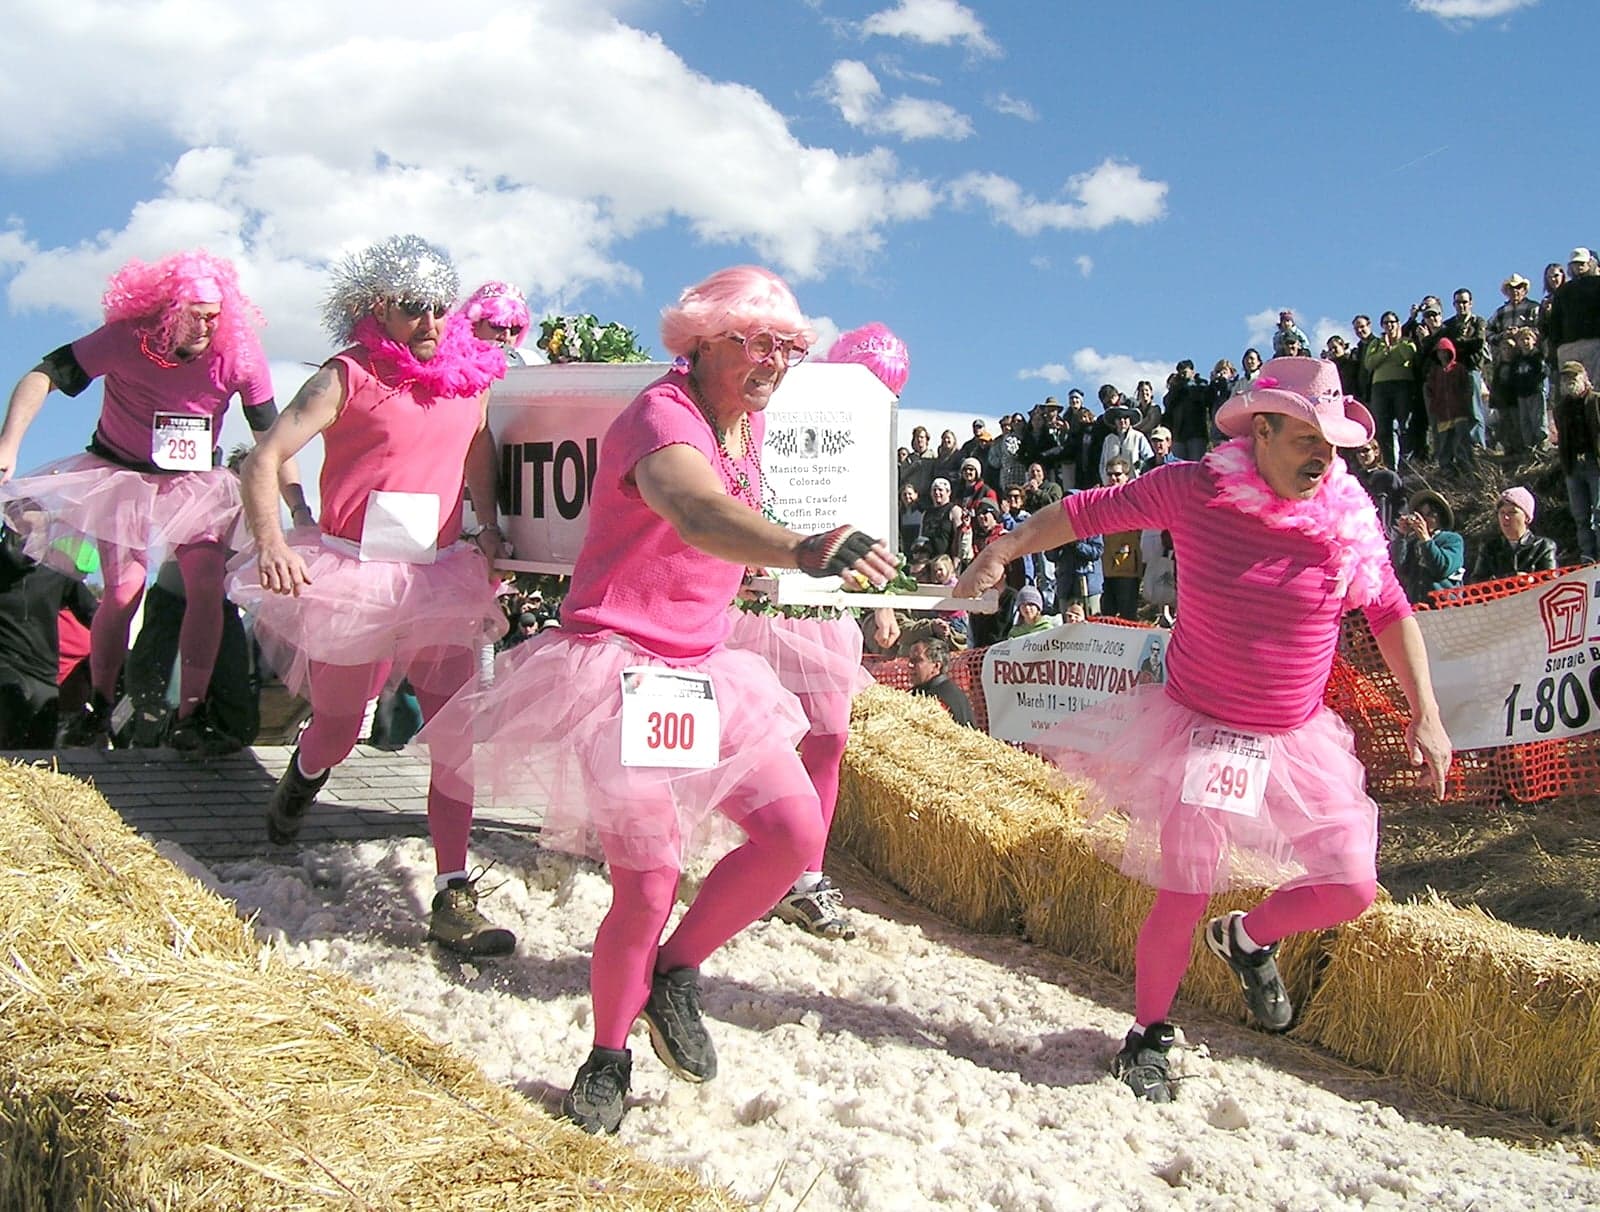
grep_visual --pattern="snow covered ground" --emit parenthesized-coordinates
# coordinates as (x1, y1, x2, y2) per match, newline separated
(167, 832, 1600, 1211)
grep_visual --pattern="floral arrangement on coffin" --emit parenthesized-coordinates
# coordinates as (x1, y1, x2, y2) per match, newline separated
(536, 314, 652, 363)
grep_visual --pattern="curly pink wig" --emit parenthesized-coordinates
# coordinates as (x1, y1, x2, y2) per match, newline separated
(101, 250, 262, 373)
(659, 265, 815, 358)
(460, 280, 531, 332)
(824, 321, 909, 395)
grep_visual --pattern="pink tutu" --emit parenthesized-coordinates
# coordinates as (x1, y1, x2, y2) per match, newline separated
(0, 452, 241, 569)
(1034, 684, 1378, 895)
(420, 632, 812, 872)
(724, 608, 872, 737)
(226, 532, 506, 698)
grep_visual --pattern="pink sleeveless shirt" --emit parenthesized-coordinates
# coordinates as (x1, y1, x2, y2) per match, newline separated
(317, 349, 485, 547)
(561, 374, 765, 662)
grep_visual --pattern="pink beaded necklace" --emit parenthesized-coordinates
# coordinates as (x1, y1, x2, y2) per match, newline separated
(686, 374, 761, 503)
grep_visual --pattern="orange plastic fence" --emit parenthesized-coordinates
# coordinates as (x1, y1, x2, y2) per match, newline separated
(866, 583, 1590, 807)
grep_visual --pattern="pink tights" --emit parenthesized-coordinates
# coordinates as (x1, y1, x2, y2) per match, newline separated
(589, 790, 823, 1051)
(91, 541, 226, 715)
(1133, 880, 1377, 1027)
(298, 650, 477, 875)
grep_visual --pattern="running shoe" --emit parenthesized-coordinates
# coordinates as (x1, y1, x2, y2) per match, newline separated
(561, 1046, 631, 1134)
(264, 749, 329, 845)
(1205, 910, 1293, 1031)
(771, 875, 857, 940)
(1111, 1021, 1177, 1102)
(641, 966, 717, 1082)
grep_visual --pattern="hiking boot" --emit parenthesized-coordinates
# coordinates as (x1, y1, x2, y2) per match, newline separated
(265, 749, 329, 846)
(169, 703, 243, 758)
(1111, 1022, 1178, 1102)
(640, 966, 717, 1082)
(771, 874, 856, 940)
(1205, 911, 1293, 1032)
(560, 1046, 631, 1134)
(57, 694, 112, 749)
(428, 874, 516, 956)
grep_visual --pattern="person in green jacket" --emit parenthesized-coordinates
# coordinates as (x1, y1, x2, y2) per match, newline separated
(1362, 311, 1418, 469)
(1393, 490, 1465, 603)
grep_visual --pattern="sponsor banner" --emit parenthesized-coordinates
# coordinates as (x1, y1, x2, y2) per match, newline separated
(1416, 567, 1600, 750)
(488, 362, 896, 576)
(982, 621, 1169, 745)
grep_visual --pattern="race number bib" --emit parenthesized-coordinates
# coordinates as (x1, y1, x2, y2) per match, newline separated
(152, 413, 211, 471)
(359, 490, 439, 564)
(1180, 726, 1269, 818)
(619, 668, 720, 769)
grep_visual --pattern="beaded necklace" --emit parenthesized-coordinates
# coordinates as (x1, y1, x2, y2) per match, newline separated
(686, 374, 761, 504)
(138, 331, 182, 370)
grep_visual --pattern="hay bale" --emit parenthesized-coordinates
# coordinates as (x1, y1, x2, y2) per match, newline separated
(1297, 896, 1600, 1131)
(0, 761, 738, 1211)
(834, 685, 1085, 933)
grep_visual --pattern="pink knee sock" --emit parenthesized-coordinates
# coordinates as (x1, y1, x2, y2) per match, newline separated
(1133, 889, 1211, 1027)
(90, 546, 147, 700)
(173, 542, 227, 716)
(299, 659, 392, 773)
(591, 865, 680, 1050)
(797, 728, 847, 870)
(654, 793, 824, 973)
(412, 668, 476, 876)
(1242, 880, 1378, 947)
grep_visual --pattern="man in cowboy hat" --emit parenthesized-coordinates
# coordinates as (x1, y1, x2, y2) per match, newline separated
(955, 356, 1451, 1104)
(1098, 399, 1154, 484)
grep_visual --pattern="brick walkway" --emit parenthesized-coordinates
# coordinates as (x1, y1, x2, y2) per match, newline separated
(1, 744, 545, 864)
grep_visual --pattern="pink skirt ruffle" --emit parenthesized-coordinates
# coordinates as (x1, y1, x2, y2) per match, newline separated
(420, 632, 812, 872)
(723, 609, 872, 737)
(1034, 684, 1378, 895)
(226, 532, 507, 698)
(0, 452, 241, 569)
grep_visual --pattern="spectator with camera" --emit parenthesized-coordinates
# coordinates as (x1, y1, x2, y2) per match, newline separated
(1392, 490, 1465, 604)
(1162, 360, 1210, 461)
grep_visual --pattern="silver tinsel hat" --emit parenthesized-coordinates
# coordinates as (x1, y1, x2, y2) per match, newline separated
(321, 234, 460, 344)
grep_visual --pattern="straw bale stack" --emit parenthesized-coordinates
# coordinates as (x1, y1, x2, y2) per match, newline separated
(835, 685, 1086, 933)
(1297, 896, 1600, 1131)
(0, 761, 738, 1211)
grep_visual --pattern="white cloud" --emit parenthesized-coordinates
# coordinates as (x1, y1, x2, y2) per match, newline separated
(861, 0, 1000, 57)
(990, 93, 1038, 122)
(1075, 255, 1094, 278)
(1309, 315, 1346, 354)
(823, 60, 973, 141)
(0, 3, 943, 363)
(948, 160, 1168, 235)
(1410, 0, 1537, 20)
(1017, 348, 1173, 394)
(1244, 307, 1286, 352)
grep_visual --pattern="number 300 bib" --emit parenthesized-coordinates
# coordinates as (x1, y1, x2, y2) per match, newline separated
(619, 668, 721, 769)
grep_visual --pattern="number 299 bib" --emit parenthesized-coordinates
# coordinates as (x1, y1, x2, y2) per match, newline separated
(1179, 725, 1270, 818)
(619, 668, 721, 769)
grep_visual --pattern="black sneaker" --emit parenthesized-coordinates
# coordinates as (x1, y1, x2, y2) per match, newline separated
(560, 1046, 631, 1134)
(640, 966, 717, 1082)
(1111, 1021, 1178, 1102)
(57, 694, 112, 749)
(428, 874, 516, 956)
(169, 703, 243, 758)
(1205, 911, 1293, 1031)
(265, 749, 330, 845)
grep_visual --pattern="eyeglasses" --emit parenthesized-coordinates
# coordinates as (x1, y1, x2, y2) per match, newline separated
(394, 298, 452, 319)
(481, 323, 525, 339)
(728, 330, 808, 367)
(1107, 471, 1129, 479)
(1382, 317, 1400, 325)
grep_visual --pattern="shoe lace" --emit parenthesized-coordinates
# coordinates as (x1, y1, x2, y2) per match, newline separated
(582, 1059, 627, 1102)
(460, 862, 507, 901)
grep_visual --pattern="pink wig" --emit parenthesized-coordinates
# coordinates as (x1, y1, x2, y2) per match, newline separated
(824, 322, 909, 395)
(659, 265, 815, 358)
(101, 250, 263, 374)
(460, 280, 531, 333)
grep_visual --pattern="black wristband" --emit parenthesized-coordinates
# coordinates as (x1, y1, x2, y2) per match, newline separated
(795, 525, 879, 579)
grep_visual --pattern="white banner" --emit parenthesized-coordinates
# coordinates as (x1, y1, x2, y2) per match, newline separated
(1415, 567, 1600, 750)
(981, 621, 1170, 746)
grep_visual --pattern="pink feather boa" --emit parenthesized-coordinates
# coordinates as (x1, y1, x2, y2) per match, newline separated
(350, 313, 506, 399)
(1201, 437, 1389, 609)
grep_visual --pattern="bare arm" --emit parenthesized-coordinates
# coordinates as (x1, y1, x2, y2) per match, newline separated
(241, 363, 346, 594)
(462, 393, 506, 575)
(1373, 613, 1452, 798)
(953, 501, 1079, 597)
(0, 368, 54, 482)
(634, 444, 895, 583)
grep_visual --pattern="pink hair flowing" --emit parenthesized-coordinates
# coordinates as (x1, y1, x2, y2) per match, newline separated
(101, 250, 263, 375)
(460, 280, 531, 331)
(659, 265, 815, 358)
(824, 321, 909, 395)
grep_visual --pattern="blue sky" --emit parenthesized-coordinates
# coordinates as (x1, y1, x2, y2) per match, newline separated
(0, 0, 1590, 472)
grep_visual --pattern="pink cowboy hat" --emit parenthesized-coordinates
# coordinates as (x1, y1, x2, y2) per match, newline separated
(1214, 356, 1374, 448)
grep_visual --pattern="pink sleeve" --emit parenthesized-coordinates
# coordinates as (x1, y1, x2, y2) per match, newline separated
(1359, 566, 1413, 636)
(68, 322, 124, 381)
(1062, 461, 1195, 536)
(609, 378, 719, 483)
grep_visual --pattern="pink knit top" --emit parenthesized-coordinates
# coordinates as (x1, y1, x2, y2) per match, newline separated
(562, 374, 765, 662)
(1063, 457, 1410, 731)
(74, 319, 274, 465)
(317, 349, 485, 547)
